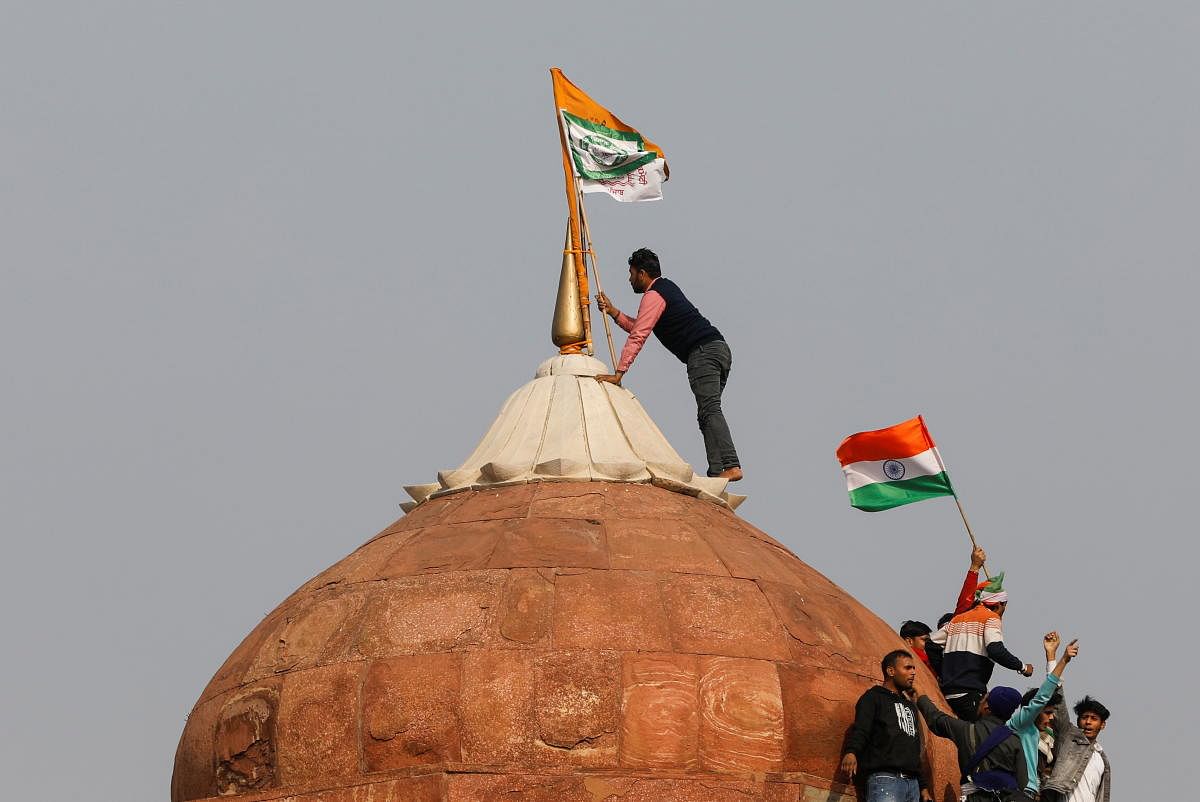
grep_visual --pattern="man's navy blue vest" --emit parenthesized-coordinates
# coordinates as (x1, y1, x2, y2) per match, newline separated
(647, 277, 723, 363)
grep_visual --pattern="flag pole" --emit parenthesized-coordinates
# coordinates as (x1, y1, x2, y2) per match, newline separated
(575, 182, 619, 370)
(950, 492, 989, 581)
(925, 416, 991, 580)
(551, 73, 593, 356)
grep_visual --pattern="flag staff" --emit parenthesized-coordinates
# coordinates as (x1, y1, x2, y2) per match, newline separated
(551, 75, 593, 356)
(950, 493, 990, 580)
(932, 434, 991, 581)
(575, 183, 619, 370)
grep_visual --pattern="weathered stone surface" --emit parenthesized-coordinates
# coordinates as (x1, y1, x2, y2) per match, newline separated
(297, 532, 412, 594)
(181, 773, 828, 802)
(532, 650, 619, 766)
(379, 521, 505, 577)
(661, 574, 791, 660)
(199, 608, 289, 704)
(459, 649, 535, 764)
(607, 518, 727, 575)
(246, 591, 367, 679)
(498, 568, 555, 645)
(702, 528, 816, 588)
(172, 691, 223, 801)
(757, 581, 879, 674)
(214, 684, 281, 796)
(313, 775, 445, 801)
(362, 654, 461, 771)
(191, 774, 446, 802)
(390, 490, 468, 531)
(444, 484, 535, 523)
(552, 570, 671, 651)
(356, 571, 504, 657)
(529, 482, 608, 519)
(603, 482, 705, 518)
(619, 653, 699, 769)
(450, 774, 791, 802)
(488, 517, 607, 569)
(765, 782, 802, 802)
(580, 776, 773, 801)
(276, 663, 362, 787)
(699, 657, 785, 773)
(777, 662, 875, 776)
(446, 773, 590, 802)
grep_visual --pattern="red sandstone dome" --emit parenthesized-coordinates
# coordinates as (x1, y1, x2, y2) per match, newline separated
(172, 357, 961, 801)
(172, 482, 962, 801)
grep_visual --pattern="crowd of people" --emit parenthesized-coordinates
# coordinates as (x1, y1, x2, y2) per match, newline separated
(841, 546, 1112, 802)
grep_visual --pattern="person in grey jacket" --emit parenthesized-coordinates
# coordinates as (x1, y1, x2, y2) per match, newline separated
(1041, 693, 1111, 802)
(914, 682, 1027, 800)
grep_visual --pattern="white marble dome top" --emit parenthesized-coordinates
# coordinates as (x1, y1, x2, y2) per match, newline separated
(403, 354, 745, 511)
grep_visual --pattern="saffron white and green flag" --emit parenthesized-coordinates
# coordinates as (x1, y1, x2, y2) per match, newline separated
(836, 415, 955, 512)
(561, 111, 667, 202)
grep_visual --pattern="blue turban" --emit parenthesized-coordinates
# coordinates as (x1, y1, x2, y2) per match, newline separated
(986, 686, 1022, 720)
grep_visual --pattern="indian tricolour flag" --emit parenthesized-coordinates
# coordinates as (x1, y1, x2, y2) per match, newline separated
(551, 68, 668, 202)
(836, 416, 955, 512)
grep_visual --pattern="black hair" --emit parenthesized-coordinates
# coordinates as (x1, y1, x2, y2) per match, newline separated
(880, 649, 912, 677)
(1073, 695, 1111, 722)
(899, 620, 932, 639)
(628, 248, 662, 278)
(1021, 686, 1063, 708)
(936, 612, 955, 629)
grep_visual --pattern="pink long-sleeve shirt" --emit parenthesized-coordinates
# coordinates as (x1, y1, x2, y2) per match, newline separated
(614, 280, 666, 373)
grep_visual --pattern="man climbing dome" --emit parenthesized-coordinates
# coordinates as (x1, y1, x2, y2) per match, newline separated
(595, 248, 743, 481)
(928, 572, 1034, 721)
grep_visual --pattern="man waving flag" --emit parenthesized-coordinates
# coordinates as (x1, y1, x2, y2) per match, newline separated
(836, 416, 955, 512)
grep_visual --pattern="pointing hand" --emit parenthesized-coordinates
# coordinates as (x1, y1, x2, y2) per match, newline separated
(1063, 639, 1079, 661)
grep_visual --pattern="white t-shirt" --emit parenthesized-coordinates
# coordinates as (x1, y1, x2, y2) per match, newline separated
(1067, 743, 1105, 802)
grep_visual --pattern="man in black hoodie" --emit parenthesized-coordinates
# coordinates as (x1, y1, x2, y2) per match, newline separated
(841, 650, 931, 802)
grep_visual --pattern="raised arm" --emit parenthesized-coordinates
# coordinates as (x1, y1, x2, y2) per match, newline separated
(954, 546, 986, 614)
(1046, 635, 1074, 740)
(1008, 633, 1077, 729)
(1048, 633, 1079, 679)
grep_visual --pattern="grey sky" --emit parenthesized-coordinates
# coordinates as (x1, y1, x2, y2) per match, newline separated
(2, 3, 1195, 798)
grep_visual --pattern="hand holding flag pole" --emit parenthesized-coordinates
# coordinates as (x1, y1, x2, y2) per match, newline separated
(575, 185, 619, 369)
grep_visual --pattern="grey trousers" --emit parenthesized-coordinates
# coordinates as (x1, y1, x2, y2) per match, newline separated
(685, 339, 740, 476)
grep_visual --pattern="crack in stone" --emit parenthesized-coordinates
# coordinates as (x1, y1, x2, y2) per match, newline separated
(537, 729, 609, 750)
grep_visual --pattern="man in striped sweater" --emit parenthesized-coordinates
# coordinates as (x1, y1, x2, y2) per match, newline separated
(928, 575, 1034, 721)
